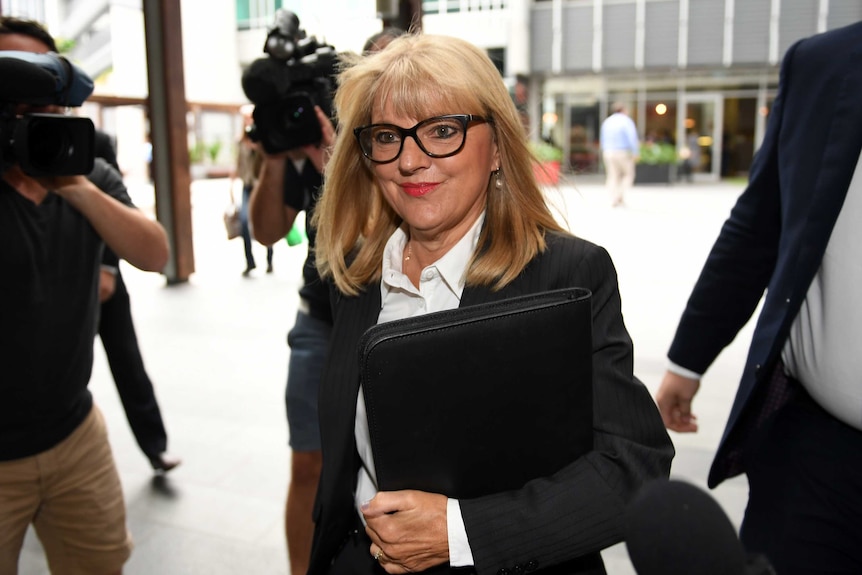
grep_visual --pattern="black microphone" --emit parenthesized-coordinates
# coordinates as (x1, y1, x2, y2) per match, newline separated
(624, 479, 774, 575)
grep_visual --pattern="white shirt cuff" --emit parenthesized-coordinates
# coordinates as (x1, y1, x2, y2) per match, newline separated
(446, 498, 475, 567)
(667, 360, 703, 380)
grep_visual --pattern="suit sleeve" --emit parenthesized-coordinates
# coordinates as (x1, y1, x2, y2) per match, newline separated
(666, 41, 801, 374)
(460, 242, 674, 574)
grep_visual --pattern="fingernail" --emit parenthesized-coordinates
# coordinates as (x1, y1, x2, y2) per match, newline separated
(360, 500, 370, 511)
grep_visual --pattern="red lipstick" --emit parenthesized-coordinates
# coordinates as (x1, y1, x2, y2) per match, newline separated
(401, 182, 439, 197)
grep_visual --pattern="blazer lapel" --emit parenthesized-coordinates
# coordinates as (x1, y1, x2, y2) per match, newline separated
(319, 284, 382, 499)
(329, 285, 382, 402)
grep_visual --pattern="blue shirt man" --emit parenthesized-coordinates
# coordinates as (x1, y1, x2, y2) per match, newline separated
(599, 102, 640, 207)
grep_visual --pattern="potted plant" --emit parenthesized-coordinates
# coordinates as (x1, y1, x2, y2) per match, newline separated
(530, 140, 563, 185)
(207, 140, 223, 164)
(189, 140, 207, 164)
(205, 140, 232, 178)
(636, 141, 677, 184)
(189, 141, 208, 179)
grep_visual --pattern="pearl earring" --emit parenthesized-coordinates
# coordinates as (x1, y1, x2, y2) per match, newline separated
(495, 169, 502, 189)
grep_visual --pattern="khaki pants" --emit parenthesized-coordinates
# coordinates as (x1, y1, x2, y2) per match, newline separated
(0, 404, 133, 575)
(603, 150, 636, 205)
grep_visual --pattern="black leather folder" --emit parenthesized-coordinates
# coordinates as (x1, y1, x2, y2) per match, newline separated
(359, 286, 594, 500)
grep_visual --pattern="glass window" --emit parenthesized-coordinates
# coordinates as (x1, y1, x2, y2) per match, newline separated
(236, 0, 283, 30)
(236, 0, 250, 24)
(422, 0, 441, 14)
(486, 47, 505, 76)
(569, 101, 600, 174)
(644, 99, 677, 147)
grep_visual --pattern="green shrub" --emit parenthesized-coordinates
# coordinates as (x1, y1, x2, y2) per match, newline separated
(207, 140, 223, 163)
(639, 142, 677, 165)
(189, 141, 207, 164)
(530, 140, 563, 162)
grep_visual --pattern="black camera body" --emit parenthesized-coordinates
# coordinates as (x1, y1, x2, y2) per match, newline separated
(241, 10, 338, 153)
(0, 50, 95, 176)
(1, 112, 94, 176)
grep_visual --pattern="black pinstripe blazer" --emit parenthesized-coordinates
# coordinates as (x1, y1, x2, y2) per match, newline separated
(308, 231, 674, 575)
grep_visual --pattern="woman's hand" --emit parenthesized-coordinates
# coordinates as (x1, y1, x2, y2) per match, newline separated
(362, 490, 449, 574)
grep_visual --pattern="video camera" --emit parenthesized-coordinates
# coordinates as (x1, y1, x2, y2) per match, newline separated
(0, 50, 95, 177)
(241, 9, 339, 153)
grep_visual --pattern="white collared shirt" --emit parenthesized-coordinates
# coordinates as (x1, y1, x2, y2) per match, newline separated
(354, 213, 485, 567)
(782, 149, 862, 431)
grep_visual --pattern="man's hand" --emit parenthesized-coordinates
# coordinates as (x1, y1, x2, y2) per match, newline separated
(37, 174, 89, 194)
(362, 490, 449, 574)
(98, 268, 117, 302)
(656, 371, 701, 432)
(302, 105, 335, 174)
(248, 106, 332, 246)
(1, 166, 90, 204)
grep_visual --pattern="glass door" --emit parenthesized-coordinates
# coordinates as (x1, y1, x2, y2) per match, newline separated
(679, 93, 723, 181)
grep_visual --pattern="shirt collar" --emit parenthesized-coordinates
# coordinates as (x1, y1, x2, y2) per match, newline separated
(380, 212, 486, 297)
(435, 213, 485, 296)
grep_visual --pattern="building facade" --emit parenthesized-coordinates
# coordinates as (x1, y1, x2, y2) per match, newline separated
(526, 0, 862, 178)
(2, 0, 860, 180)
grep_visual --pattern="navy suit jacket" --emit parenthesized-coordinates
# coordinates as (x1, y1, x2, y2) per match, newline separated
(308, 232, 673, 575)
(668, 21, 862, 488)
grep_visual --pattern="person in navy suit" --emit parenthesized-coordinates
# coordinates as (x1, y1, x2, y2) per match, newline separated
(657, 21, 862, 574)
(308, 33, 673, 575)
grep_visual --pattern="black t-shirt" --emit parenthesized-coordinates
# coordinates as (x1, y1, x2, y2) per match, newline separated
(282, 158, 331, 323)
(0, 159, 133, 460)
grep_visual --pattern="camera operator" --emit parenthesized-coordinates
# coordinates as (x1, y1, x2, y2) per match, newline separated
(246, 17, 404, 573)
(0, 16, 169, 575)
(249, 104, 333, 575)
(242, 12, 338, 574)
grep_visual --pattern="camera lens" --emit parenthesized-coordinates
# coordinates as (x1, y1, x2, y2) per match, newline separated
(26, 117, 73, 170)
(285, 104, 309, 125)
(13, 114, 94, 176)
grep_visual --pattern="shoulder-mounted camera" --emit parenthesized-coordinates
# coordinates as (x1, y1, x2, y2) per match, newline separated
(241, 10, 338, 153)
(0, 50, 95, 176)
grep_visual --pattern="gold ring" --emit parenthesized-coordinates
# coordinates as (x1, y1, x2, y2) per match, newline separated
(374, 550, 383, 561)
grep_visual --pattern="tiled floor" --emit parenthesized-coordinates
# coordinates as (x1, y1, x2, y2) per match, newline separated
(18, 176, 750, 574)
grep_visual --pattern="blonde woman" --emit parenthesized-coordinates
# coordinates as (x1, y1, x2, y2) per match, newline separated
(310, 33, 672, 575)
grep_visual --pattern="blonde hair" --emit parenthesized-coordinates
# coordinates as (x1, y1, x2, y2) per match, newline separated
(313, 33, 566, 296)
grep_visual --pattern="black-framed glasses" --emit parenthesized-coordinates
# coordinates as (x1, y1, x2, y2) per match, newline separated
(353, 114, 492, 164)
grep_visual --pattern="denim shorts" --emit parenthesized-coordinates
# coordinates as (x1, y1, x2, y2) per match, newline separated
(285, 308, 332, 451)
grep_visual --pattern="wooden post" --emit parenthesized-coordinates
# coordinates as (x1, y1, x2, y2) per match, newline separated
(142, 0, 194, 283)
(381, 0, 422, 32)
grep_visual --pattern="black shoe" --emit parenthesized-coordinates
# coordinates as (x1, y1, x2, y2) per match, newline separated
(150, 453, 182, 474)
